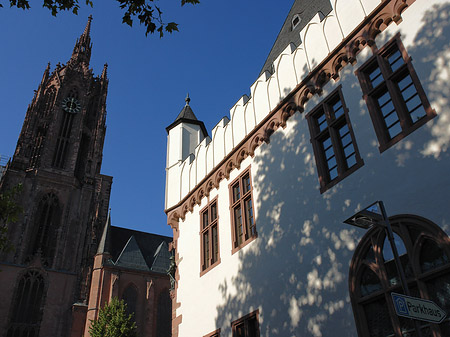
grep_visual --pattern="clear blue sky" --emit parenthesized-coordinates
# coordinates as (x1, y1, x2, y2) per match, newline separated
(0, 1, 293, 237)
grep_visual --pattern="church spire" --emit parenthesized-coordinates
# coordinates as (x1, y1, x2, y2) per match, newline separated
(69, 15, 93, 66)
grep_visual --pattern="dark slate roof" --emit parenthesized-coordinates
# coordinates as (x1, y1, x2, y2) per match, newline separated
(115, 236, 150, 271)
(109, 226, 172, 273)
(166, 95, 208, 137)
(259, 0, 332, 76)
(151, 241, 171, 273)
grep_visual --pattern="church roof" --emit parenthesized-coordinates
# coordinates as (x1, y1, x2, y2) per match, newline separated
(166, 94, 208, 136)
(108, 226, 172, 273)
(259, 0, 332, 76)
(115, 235, 150, 271)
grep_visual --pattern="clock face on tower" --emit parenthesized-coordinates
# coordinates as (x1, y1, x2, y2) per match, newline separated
(62, 97, 81, 113)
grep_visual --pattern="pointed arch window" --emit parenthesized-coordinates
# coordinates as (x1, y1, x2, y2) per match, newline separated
(349, 215, 450, 337)
(30, 193, 61, 267)
(156, 289, 172, 337)
(122, 284, 138, 321)
(43, 87, 56, 114)
(7, 270, 46, 337)
(52, 88, 79, 168)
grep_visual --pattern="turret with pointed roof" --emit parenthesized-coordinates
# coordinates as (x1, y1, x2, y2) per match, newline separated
(166, 94, 208, 137)
(165, 95, 208, 169)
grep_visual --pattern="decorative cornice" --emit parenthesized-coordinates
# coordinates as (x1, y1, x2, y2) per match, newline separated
(165, 0, 414, 228)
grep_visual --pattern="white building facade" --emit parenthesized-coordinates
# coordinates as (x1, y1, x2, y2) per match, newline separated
(165, 1, 450, 336)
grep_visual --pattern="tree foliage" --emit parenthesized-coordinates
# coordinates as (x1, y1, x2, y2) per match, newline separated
(1, 0, 200, 37)
(89, 297, 137, 337)
(0, 184, 23, 253)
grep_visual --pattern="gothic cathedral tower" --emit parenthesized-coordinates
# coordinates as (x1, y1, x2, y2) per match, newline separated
(0, 17, 112, 337)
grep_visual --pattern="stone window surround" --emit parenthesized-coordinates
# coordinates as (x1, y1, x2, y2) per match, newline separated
(200, 196, 221, 276)
(231, 309, 260, 337)
(228, 166, 257, 255)
(355, 32, 436, 153)
(306, 85, 364, 193)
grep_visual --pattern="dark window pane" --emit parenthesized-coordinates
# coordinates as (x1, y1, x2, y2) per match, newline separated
(420, 240, 449, 272)
(369, 67, 383, 88)
(325, 145, 334, 160)
(398, 75, 413, 91)
(410, 106, 426, 122)
(360, 267, 382, 297)
(380, 101, 395, 117)
(344, 144, 355, 158)
(210, 203, 217, 222)
(388, 49, 403, 72)
(363, 298, 394, 337)
(405, 94, 422, 113)
(340, 133, 352, 148)
(426, 274, 450, 318)
(378, 91, 391, 107)
(245, 198, 255, 237)
(235, 322, 245, 337)
(327, 156, 337, 172)
(387, 121, 402, 139)
(333, 101, 344, 119)
(329, 167, 338, 180)
(202, 211, 209, 229)
(122, 285, 138, 321)
(243, 174, 251, 194)
(233, 184, 240, 203)
(346, 154, 357, 168)
(203, 232, 209, 268)
(212, 225, 218, 264)
(316, 112, 327, 132)
(384, 111, 399, 129)
(234, 206, 243, 246)
(365, 246, 376, 263)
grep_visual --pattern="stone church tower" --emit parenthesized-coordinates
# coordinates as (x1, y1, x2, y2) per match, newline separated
(0, 17, 112, 337)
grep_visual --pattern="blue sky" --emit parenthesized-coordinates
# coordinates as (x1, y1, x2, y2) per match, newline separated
(0, 1, 293, 237)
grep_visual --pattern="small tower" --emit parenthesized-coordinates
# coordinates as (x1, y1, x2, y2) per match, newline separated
(166, 94, 208, 165)
(165, 95, 208, 208)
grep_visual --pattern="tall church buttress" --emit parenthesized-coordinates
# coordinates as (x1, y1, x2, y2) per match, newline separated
(0, 17, 112, 336)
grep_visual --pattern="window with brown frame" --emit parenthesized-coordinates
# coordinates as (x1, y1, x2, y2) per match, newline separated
(306, 86, 363, 193)
(229, 168, 256, 254)
(204, 329, 221, 337)
(356, 34, 435, 152)
(232, 310, 259, 337)
(200, 198, 220, 274)
(349, 215, 450, 337)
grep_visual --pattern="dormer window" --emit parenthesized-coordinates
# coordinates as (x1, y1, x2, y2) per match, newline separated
(292, 14, 301, 31)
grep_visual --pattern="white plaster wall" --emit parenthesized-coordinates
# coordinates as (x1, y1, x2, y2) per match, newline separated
(174, 1, 450, 336)
(166, 0, 386, 210)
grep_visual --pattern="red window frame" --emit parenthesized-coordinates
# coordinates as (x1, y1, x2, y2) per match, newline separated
(231, 310, 260, 337)
(306, 85, 364, 193)
(229, 167, 257, 254)
(356, 33, 435, 153)
(200, 197, 220, 275)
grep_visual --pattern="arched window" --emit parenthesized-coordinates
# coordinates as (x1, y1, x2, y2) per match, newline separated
(30, 193, 60, 267)
(349, 215, 450, 337)
(122, 284, 138, 321)
(43, 87, 56, 114)
(7, 270, 46, 337)
(156, 289, 172, 337)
